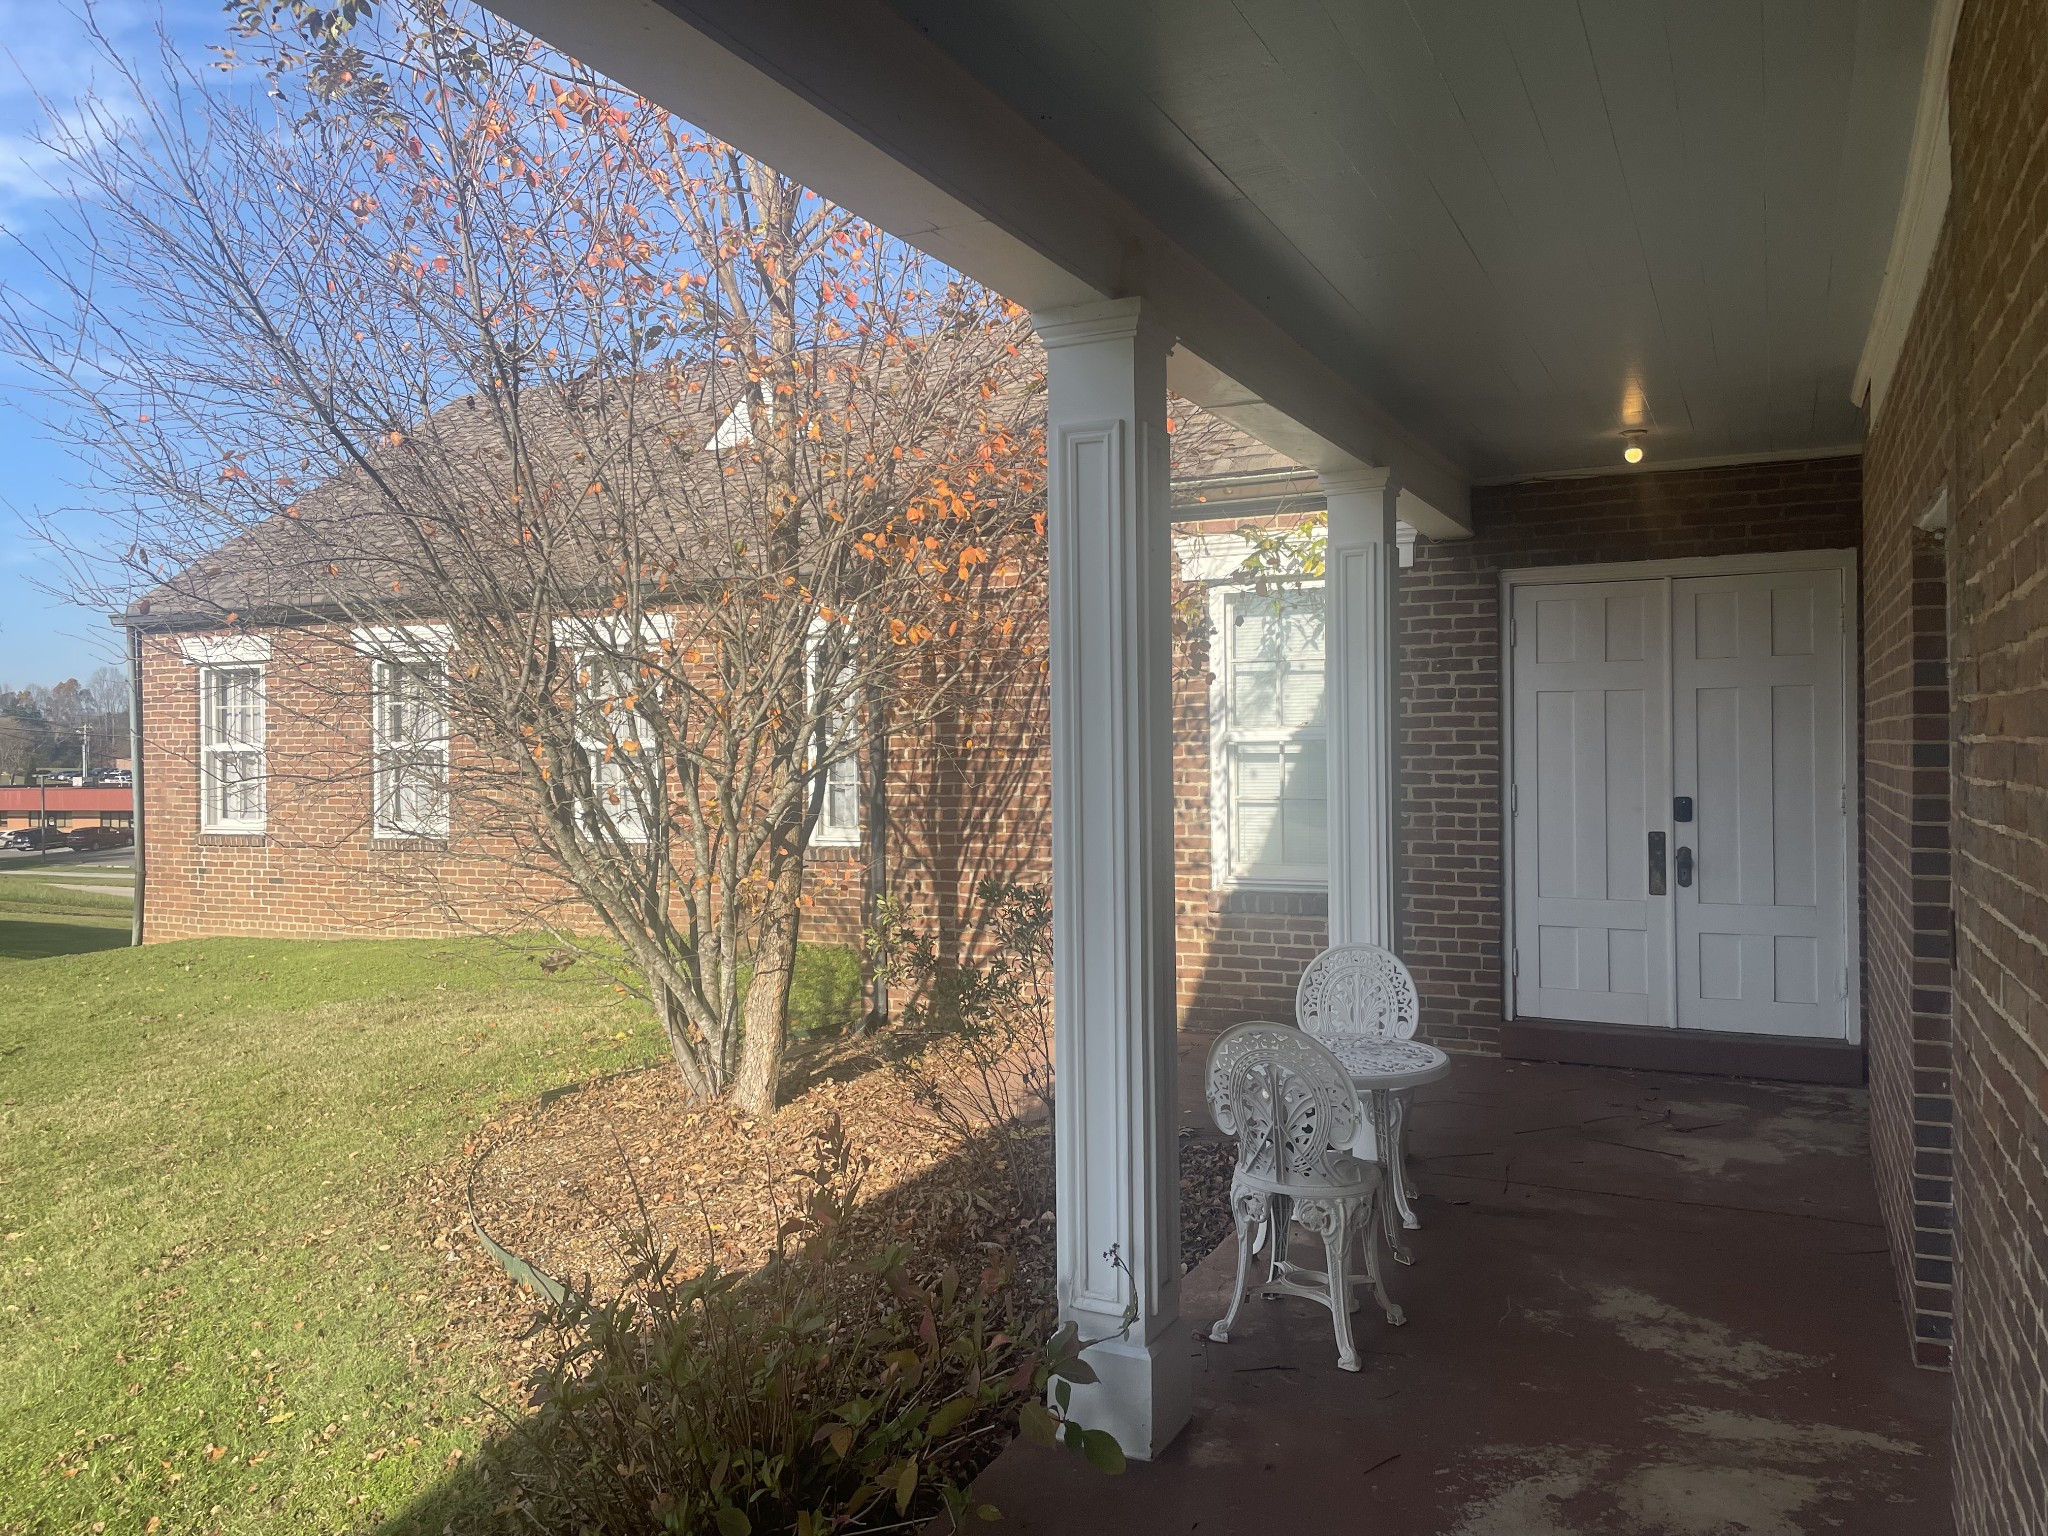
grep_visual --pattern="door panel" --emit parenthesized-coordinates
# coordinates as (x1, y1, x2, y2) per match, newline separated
(1510, 581, 1671, 1027)
(1671, 570, 1847, 1038)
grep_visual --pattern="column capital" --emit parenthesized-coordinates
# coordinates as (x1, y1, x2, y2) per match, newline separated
(1317, 464, 1398, 501)
(1032, 296, 1175, 354)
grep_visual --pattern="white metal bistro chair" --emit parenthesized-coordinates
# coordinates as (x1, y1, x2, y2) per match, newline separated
(1295, 944, 1452, 1253)
(1204, 1021, 1404, 1372)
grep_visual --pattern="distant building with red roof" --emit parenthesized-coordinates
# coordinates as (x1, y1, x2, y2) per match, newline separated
(0, 784, 134, 833)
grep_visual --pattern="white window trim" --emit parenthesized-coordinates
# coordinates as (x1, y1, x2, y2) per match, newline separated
(196, 662, 267, 834)
(551, 612, 676, 651)
(179, 634, 271, 667)
(370, 656, 451, 839)
(573, 651, 659, 845)
(546, 615, 673, 846)
(806, 624, 861, 848)
(351, 623, 454, 660)
(1206, 579, 1329, 892)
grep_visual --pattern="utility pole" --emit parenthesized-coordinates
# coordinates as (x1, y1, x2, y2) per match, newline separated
(38, 773, 47, 865)
(80, 723, 90, 781)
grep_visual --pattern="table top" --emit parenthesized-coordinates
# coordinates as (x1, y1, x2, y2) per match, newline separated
(1306, 1031, 1452, 1091)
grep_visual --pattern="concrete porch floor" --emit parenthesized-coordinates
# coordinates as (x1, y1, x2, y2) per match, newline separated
(973, 1048, 1952, 1534)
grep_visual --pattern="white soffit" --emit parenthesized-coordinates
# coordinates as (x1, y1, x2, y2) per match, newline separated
(493, 1, 1933, 495)
(1853, 0, 1964, 420)
(488, 0, 1472, 531)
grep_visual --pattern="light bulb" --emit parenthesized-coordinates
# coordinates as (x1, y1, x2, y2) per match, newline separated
(1624, 443, 1644, 464)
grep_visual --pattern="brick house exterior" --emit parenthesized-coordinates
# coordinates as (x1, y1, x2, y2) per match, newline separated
(131, 446, 1867, 1039)
(119, 12, 2048, 1511)
(1859, 0, 2048, 1523)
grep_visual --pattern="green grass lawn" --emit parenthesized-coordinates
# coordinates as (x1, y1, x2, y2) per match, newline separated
(0, 861, 136, 962)
(0, 865, 133, 915)
(0, 934, 863, 1534)
(0, 913, 133, 961)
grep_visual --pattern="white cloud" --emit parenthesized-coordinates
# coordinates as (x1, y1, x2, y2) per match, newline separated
(0, 1, 221, 218)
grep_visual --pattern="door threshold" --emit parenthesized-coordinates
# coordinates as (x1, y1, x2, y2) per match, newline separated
(1501, 1017, 1864, 1086)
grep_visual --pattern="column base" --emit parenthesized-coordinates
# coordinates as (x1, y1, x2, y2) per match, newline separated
(1061, 1326, 1192, 1462)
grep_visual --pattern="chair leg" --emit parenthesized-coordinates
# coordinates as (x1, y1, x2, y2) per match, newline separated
(1209, 1191, 1261, 1345)
(1323, 1200, 1361, 1372)
(1372, 1090, 1414, 1264)
(1358, 1177, 1406, 1328)
(1264, 1193, 1294, 1292)
(1387, 1089, 1422, 1231)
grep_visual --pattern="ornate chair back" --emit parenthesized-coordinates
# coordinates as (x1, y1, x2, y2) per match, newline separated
(1295, 943, 1422, 1043)
(1205, 1022, 1370, 1196)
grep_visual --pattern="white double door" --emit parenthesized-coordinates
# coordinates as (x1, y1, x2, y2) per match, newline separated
(1509, 562, 1851, 1039)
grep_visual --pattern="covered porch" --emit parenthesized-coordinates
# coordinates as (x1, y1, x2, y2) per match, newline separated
(483, 0, 2040, 1527)
(976, 1046, 1952, 1532)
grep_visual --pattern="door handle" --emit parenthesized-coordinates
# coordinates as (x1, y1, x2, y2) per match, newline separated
(1676, 846, 1694, 888)
(1648, 832, 1666, 895)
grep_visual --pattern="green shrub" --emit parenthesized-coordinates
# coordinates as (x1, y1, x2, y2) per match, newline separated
(497, 1119, 1119, 1533)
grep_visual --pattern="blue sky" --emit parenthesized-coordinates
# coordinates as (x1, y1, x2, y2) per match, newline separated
(0, 1, 222, 689)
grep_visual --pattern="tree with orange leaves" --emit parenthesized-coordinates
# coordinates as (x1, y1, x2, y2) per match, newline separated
(2, 1, 1046, 1112)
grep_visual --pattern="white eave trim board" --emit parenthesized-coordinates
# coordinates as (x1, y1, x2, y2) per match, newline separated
(1853, 0, 1963, 421)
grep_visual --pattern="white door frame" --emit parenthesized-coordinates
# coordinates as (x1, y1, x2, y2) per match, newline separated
(1499, 548, 1860, 1044)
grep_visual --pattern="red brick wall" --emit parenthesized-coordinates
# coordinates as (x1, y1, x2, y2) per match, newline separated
(137, 627, 876, 946)
(1879, 0, 2048, 1527)
(1863, 225, 1959, 1372)
(1397, 459, 1866, 1050)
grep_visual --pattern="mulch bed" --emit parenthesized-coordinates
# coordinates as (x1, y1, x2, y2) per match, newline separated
(418, 1035, 1237, 1401)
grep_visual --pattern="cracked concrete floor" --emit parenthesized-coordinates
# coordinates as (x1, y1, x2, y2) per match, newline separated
(969, 1053, 1950, 1534)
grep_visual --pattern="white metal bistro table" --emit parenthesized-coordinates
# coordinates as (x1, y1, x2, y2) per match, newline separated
(1305, 1032, 1451, 1262)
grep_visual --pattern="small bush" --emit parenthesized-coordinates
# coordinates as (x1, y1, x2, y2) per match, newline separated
(872, 881, 1055, 1143)
(496, 1119, 1117, 1534)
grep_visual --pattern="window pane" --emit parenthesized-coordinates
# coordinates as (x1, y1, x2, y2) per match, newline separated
(385, 662, 444, 746)
(1286, 740, 1327, 798)
(211, 668, 261, 749)
(1278, 655, 1324, 730)
(219, 749, 263, 821)
(1282, 743, 1327, 870)
(826, 779, 859, 830)
(1234, 744, 1283, 800)
(1231, 658, 1281, 728)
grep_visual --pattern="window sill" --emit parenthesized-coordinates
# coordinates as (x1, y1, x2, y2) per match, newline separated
(371, 834, 450, 851)
(198, 829, 268, 847)
(1209, 884, 1328, 917)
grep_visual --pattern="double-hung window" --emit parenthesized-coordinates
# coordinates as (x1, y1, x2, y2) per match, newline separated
(200, 664, 267, 832)
(372, 658, 449, 837)
(806, 627, 860, 846)
(1211, 585, 1327, 886)
(575, 653, 656, 843)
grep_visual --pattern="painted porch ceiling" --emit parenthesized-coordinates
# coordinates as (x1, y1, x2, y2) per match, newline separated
(880, 0, 1933, 480)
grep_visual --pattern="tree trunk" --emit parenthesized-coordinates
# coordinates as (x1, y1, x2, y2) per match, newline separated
(657, 981, 717, 1102)
(733, 855, 802, 1115)
(859, 671, 892, 1032)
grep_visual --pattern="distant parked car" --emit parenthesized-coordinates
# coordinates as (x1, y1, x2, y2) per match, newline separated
(2, 826, 66, 851)
(66, 825, 133, 852)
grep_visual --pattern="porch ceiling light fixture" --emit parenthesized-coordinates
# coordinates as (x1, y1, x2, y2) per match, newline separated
(1621, 429, 1647, 465)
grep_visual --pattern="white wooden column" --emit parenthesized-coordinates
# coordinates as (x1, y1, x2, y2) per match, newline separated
(1034, 297, 1189, 1460)
(1321, 468, 1402, 950)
